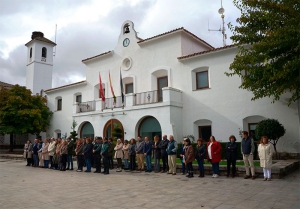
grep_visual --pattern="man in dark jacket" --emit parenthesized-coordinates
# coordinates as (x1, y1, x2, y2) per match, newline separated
(93, 137, 102, 173)
(101, 138, 109, 174)
(158, 135, 169, 173)
(66, 138, 74, 170)
(83, 138, 93, 172)
(241, 131, 255, 179)
(108, 138, 114, 169)
(166, 135, 178, 175)
(136, 136, 145, 171)
(143, 137, 152, 172)
(32, 139, 39, 167)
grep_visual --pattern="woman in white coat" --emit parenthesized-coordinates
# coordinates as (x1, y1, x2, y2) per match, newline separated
(258, 136, 273, 181)
(114, 139, 124, 172)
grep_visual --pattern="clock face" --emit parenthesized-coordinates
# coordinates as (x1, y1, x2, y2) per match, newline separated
(123, 38, 130, 47)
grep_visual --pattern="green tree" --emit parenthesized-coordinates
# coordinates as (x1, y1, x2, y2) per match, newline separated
(70, 119, 78, 140)
(226, 0, 300, 105)
(112, 124, 123, 140)
(0, 85, 52, 151)
(255, 119, 285, 159)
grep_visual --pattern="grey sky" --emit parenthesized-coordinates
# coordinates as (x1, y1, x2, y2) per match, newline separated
(0, 0, 240, 88)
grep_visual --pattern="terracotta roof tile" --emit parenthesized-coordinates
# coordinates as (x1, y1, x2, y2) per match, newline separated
(44, 80, 87, 92)
(82, 51, 112, 62)
(137, 27, 214, 49)
(177, 44, 236, 60)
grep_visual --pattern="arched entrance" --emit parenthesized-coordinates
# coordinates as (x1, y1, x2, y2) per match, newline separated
(80, 122, 94, 139)
(103, 119, 124, 140)
(138, 116, 162, 142)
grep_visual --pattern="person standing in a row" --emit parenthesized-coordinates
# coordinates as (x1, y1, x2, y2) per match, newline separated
(83, 138, 93, 172)
(241, 131, 256, 179)
(114, 139, 124, 172)
(166, 135, 178, 175)
(184, 138, 195, 178)
(226, 135, 237, 178)
(128, 138, 136, 171)
(136, 136, 145, 171)
(143, 137, 152, 172)
(75, 138, 84, 172)
(101, 137, 110, 174)
(207, 136, 222, 178)
(93, 137, 102, 173)
(195, 138, 206, 177)
(158, 135, 169, 173)
(24, 140, 32, 166)
(152, 135, 161, 173)
(258, 136, 273, 181)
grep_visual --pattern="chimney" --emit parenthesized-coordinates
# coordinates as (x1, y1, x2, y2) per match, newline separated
(31, 31, 44, 40)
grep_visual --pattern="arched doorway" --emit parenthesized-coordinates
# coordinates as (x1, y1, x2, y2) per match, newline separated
(80, 122, 94, 138)
(138, 116, 162, 142)
(103, 119, 124, 140)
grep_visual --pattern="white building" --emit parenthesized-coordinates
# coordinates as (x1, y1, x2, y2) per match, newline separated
(24, 21, 299, 153)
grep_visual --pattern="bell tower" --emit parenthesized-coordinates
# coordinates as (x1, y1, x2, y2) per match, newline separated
(25, 31, 56, 95)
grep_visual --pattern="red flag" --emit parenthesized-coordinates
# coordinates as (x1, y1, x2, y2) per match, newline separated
(99, 72, 105, 101)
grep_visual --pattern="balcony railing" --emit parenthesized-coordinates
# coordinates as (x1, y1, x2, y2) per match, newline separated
(76, 101, 96, 113)
(104, 96, 125, 109)
(134, 90, 159, 105)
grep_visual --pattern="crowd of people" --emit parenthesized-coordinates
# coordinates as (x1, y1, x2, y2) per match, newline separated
(23, 131, 273, 180)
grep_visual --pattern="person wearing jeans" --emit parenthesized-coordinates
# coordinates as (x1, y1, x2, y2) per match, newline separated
(143, 137, 152, 172)
(114, 139, 124, 172)
(166, 135, 178, 175)
(83, 138, 93, 172)
(206, 136, 222, 178)
(241, 131, 256, 179)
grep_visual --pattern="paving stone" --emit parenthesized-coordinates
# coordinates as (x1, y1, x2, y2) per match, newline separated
(0, 159, 299, 209)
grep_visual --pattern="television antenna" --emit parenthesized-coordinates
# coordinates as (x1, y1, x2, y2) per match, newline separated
(208, 0, 227, 46)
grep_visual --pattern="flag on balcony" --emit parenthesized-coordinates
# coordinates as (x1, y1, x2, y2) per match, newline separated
(120, 69, 124, 104)
(109, 71, 116, 104)
(99, 72, 105, 102)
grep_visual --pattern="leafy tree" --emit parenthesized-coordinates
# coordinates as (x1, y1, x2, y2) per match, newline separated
(255, 119, 285, 158)
(226, 0, 300, 105)
(70, 119, 78, 140)
(112, 124, 123, 141)
(0, 85, 52, 151)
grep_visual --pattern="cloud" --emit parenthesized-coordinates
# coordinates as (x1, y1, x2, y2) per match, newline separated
(0, 0, 241, 88)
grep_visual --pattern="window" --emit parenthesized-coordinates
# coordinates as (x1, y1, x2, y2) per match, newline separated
(57, 133, 61, 138)
(125, 83, 133, 94)
(198, 126, 211, 142)
(57, 99, 62, 111)
(76, 95, 82, 103)
(42, 47, 47, 58)
(30, 48, 32, 58)
(157, 76, 168, 102)
(196, 71, 209, 89)
(248, 123, 258, 141)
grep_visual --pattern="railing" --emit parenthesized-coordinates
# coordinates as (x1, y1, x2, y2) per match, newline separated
(104, 96, 125, 109)
(134, 90, 159, 105)
(76, 101, 96, 113)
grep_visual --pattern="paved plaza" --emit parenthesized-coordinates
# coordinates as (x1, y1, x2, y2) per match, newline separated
(0, 159, 299, 209)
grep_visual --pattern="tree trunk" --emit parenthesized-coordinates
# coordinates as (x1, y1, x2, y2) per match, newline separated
(9, 133, 13, 152)
(272, 143, 278, 160)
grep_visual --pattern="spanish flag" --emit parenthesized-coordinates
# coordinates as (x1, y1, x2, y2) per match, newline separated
(109, 71, 116, 104)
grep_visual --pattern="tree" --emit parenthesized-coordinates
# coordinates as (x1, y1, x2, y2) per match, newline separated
(112, 124, 123, 141)
(226, 0, 300, 105)
(0, 85, 52, 152)
(255, 119, 285, 159)
(70, 119, 78, 140)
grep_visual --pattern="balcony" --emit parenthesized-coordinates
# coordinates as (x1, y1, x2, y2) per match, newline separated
(76, 101, 96, 113)
(73, 87, 182, 115)
(134, 90, 158, 105)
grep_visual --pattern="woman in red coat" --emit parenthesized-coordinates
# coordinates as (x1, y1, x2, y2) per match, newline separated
(206, 136, 222, 178)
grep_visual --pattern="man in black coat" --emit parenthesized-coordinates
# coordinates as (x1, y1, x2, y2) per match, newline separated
(158, 135, 169, 173)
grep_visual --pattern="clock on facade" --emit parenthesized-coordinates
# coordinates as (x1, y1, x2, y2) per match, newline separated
(123, 38, 130, 47)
